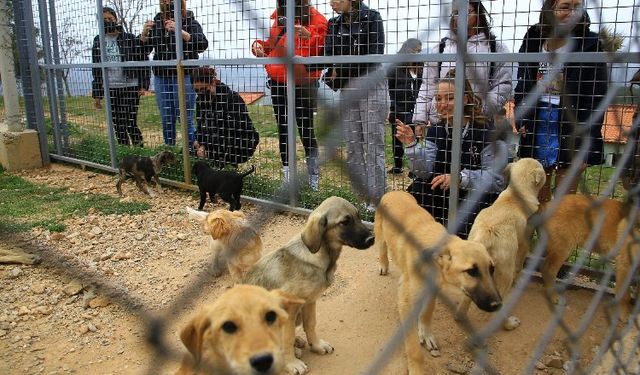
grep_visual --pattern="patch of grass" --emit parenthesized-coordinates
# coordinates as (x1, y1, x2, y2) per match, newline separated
(0, 170, 150, 234)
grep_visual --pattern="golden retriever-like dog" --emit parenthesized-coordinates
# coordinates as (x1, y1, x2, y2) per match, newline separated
(243, 196, 374, 375)
(459, 158, 546, 330)
(375, 191, 501, 374)
(187, 207, 262, 283)
(176, 284, 304, 375)
(540, 194, 639, 321)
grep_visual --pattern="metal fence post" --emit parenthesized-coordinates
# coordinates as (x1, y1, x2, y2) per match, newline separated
(47, 0, 70, 153)
(174, 0, 192, 185)
(285, 0, 298, 206)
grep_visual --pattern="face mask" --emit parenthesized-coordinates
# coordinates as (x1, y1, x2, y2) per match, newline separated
(104, 21, 118, 34)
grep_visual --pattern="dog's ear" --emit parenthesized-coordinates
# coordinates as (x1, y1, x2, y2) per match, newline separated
(180, 313, 212, 364)
(231, 211, 246, 220)
(301, 213, 328, 254)
(205, 215, 232, 239)
(271, 289, 305, 319)
(437, 247, 452, 270)
(533, 167, 546, 188)
(503, 162, 513, 186)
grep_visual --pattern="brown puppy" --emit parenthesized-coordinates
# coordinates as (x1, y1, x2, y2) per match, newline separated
(186, 207, 262, 283)
(461, 158, 546, 330)
(243, 196, 374, 375)
(116, 150, 177, 197)
(375, 191, 501, 374)
(176, 285, 304, 375)
(540, 194, 639, 320)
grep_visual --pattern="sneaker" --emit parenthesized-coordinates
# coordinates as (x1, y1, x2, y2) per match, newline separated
(282, 166, 290, 184)
(309, 174, 319, 191)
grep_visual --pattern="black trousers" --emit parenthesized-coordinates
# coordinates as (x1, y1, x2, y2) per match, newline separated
(269, 81, 318, 166)
(110, 86, 143, 146)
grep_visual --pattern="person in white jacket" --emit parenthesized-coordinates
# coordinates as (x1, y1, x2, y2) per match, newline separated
(413, 0, 512, 126)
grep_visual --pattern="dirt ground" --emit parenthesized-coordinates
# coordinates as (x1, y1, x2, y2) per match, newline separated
(0, 163, 624, 374)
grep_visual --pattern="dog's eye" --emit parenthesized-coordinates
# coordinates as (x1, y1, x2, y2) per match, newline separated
(339, 217, 352, 226)
(465, 266, 480, 278)
(221, 321, 237, 334)
(265, 310, 277, 325)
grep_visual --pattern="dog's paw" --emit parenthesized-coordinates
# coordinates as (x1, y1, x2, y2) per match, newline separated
(285, 359, 308, 375)
(294, 336, 307, 349)
(503, 316, 521, 331)
(418, 326, 440, 356)
(294, 347, 303, 359)
(309, 339, 334, 355)
(379, 265, 389, 276)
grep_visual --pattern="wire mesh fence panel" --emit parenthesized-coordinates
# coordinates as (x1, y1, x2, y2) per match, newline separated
(1, 0, 639, 374)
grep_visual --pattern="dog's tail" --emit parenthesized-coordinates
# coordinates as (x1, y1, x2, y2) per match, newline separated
(186, 206, 208, 222)
(241, 165, 256, 179)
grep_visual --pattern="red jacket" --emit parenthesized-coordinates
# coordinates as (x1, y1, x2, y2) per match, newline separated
(253, 7, 327, 84)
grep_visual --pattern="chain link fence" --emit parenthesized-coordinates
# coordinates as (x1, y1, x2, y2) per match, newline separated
(2, 0, 640, 373)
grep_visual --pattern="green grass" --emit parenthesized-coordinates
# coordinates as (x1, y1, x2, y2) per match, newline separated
(0, 168, 150, 234)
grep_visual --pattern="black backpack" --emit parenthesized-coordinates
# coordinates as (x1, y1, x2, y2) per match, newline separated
(437, 37, 497, 81)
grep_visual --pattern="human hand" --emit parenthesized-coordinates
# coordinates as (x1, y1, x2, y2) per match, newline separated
(142, 20, 154, 36)
(394, 119, 417, 145)
(94, 98, 102, 109)
(252, 41, 266, 57)
(415, 122, 429, 139)
(518, 126, 526, 138)
(329, 68, 337, 81)
(294, 25, 311, 39)
(431, 174, 451, 191)
(164, 19, 176, 33)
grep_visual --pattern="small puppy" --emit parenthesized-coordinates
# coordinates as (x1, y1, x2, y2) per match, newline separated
(243, 196, 374, 375)
(176, 284, 304, 375)
(540, 194, 639, 321)
(116, 150, 177, 197)
(192, 161, 255, 211)
(461, 158, 546, 330)
(186, 207, 262, 283)
(375, 191, 501, 374)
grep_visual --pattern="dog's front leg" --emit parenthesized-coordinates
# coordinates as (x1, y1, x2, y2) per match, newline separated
(153, 175, 164, 193)
(198, 190, 207, 210)
(284, 309, 308, 375)
(302, 302, 334, 355)
(398, 278, 430, 374)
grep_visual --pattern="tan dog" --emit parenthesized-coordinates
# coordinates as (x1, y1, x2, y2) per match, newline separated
(460, 158, 546, 330)
(375, 191, 501, 374)
(243, 196, 374, 375)
(176, 284, 304, 375)
(0, 242, 40, 265)
(540, 194, 639, 321)
(187, 207, 262, 283)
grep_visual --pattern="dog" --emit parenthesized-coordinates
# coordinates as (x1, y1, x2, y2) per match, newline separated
(176, 284, 304, 375)
(192, 161, 255, 211)
(459, 158, 546, 330)
(0, 243, 40, 265)
(243, 196, 374, 375)
(186, 207, 262, 283)
(540, 194, 639, 321)
(116, 151, 177, 197)
(375, 191, 501, 374)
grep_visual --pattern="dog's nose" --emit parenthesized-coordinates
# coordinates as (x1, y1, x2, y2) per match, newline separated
(489, 300, 502, 311)
(249, 353, 274, 373)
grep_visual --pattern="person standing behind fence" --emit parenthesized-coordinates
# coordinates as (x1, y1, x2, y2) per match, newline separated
(140, 0, 208, 147)
(92, 7, 150, 147)
(387, 38, 423, 175)
(514, 0, 608, 203)
(324, 0, 388, 211)
(413, 0, 512, 128)
(396, 69, 507, 238)
(251, 0, 327, 191)
(191, 67, 260, 169)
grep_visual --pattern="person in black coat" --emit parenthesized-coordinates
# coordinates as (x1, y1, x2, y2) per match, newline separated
(91, 7, 150, 146)
(514, 0, 608, 203)
(387, 38, 423, 174)
(191, 67, 259, 169)
(140, 0, 209, 146)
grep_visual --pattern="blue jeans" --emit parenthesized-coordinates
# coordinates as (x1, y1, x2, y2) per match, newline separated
(534, 103, 560, 168)
(154, 75, 196, 146)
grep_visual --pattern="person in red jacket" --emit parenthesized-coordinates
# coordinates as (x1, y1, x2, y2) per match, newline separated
(251, 0, 327, 191)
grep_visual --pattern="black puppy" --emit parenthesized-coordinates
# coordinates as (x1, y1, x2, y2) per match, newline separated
(116, 151, 177, 197)
(192, 161, 255, 211)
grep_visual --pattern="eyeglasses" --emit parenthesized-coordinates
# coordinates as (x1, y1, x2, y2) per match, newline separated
(451, 9, 478, 17)
(555, 4, 583, 13)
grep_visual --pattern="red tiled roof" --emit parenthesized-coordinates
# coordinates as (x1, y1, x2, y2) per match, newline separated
(602, 104, 636, 144)
(239, 92, 265, 105)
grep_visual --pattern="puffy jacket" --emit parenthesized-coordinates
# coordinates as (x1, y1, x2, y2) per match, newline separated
(324, 3, 385, 90)
(142, 10, 208, 77)
(255, 8, 327, 84)
(514, 25, 608, 166)
(91, 30, 150, 99)
(413, 32, 513, 124)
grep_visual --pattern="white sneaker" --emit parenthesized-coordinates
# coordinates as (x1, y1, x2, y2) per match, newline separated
(309, 174, 319, 191)
(282, 166, 290, 184)
(365, 203, 376, 214)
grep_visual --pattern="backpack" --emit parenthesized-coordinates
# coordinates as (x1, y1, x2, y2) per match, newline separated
(437, 37, 497, 81)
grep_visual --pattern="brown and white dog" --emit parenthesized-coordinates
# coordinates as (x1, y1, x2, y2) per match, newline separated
(461, 158, 546, 330)
(243, 196, 374, 375)
(375, 191, 501, 374)
(186, 207, 262, 283)
(176, 284, 304, 375)
(116, 150, 177, 197)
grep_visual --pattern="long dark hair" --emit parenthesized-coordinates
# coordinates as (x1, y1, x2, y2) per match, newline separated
(276, 0, 311, 26)
(450, 1, 496, 42)
(539, 0, 591, 39)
